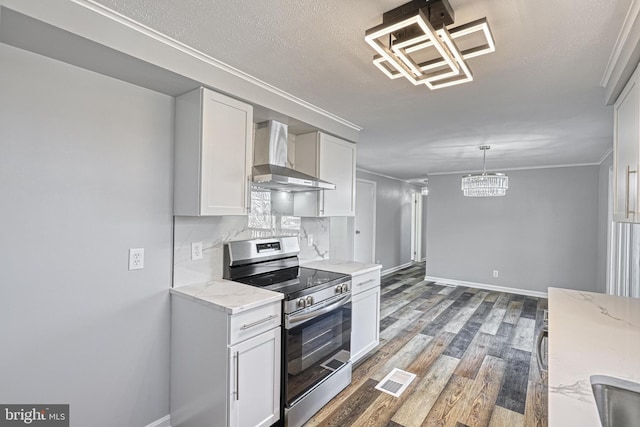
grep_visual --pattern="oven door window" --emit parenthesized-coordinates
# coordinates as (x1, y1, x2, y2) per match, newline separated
(285, 301, 351, 406)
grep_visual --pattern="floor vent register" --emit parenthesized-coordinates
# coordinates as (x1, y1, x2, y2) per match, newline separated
(375, 368, 416, 397)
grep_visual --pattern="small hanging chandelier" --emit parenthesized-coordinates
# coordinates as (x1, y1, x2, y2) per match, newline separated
(461, 146, 508, 197)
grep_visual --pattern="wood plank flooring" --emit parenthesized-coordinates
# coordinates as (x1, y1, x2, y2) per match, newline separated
(304, 263, 548, 427)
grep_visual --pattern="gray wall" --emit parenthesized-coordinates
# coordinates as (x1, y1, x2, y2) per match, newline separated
(426, 166, 600, 294)
(356, 170, 424, 271)
(597, 152, 613, 293)
(0, 44, 173, 426)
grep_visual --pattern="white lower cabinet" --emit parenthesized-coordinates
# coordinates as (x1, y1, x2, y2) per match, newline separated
(350, 268, 381, 364)
(351, 285, 380, 364)
(170, 295, 281, 427)
(229, 328, 280, 427)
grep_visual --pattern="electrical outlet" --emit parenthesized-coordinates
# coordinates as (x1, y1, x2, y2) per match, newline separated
(493, 270, 499, 278)
(308, 234, 313, 247)
(191, 242, 203, 260)
(129, 248, 144, 270)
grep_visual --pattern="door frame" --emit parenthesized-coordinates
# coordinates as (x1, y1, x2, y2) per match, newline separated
(354, 178, 377, 264)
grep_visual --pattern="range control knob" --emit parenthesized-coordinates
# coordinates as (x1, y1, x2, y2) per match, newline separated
(335, 285, 343, 294)
(341, 283, 349, 293)
(306, 295, 314, 306)
(297, 298, 307, 308)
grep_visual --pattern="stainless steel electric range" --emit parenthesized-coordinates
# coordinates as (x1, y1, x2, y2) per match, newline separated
(223, 236, 352, 427)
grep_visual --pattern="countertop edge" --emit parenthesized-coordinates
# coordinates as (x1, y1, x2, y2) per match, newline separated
(301, 259, 382, 276)
(170, 280, 283, 314)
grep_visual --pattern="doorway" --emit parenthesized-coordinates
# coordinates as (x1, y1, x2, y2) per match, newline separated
(354, 179, 376, 264)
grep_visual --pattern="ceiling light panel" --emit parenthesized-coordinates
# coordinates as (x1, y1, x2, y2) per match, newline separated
(365, 1, 495, 90)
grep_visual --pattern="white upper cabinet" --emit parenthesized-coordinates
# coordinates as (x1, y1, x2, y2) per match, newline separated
(174, 87, 253, 216)
(614, 66, 640, 222)
(294, 132, 356, 217)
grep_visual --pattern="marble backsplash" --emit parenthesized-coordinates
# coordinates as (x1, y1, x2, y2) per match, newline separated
(173, 213, 330, 287)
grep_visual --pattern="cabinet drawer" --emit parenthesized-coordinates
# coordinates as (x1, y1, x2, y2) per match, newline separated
(229, 302, 281, 345)
(352, 270, 380, 294)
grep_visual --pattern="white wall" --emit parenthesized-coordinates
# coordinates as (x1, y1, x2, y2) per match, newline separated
(0, 43, 173, 426)
(426, 166, 600, 294)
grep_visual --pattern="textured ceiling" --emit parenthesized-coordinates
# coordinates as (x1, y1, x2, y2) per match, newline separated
(95, 0, 632, 179)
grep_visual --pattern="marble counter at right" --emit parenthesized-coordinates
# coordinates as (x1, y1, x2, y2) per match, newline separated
(548, 287, 640, 426)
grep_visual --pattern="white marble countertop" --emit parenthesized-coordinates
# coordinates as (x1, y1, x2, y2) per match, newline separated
(170, 279, 283, 315)
(301, 259, 381, 276)
(548, 287, 640, 427)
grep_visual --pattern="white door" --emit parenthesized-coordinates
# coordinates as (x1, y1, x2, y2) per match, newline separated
(411, 192, 423, 262)
(354, 179, 376, 264)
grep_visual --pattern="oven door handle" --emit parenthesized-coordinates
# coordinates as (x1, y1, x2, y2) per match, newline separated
(286, 294, 351, 328)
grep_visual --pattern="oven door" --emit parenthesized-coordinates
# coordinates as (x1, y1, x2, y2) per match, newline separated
(284, 293, 352, 407)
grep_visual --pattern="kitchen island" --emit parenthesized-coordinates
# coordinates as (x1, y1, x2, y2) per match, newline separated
(548, 287, 640, 426)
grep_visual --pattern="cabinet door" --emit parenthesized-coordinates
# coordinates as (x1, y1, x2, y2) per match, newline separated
(229, 327, 281, 427)
(319, 134, 356, 217)
(614, 69, 640, 222)
(351, 286, 380, 364)
(200, 89, 253, 216)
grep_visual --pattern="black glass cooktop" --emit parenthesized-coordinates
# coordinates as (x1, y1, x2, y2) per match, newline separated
(234, 267, 349, 299)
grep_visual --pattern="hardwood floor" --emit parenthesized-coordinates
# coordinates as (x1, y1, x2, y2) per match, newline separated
(304, 263, 548, 427)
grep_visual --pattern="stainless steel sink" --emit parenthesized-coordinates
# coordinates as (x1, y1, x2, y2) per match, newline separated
(590, 375, 640, 427)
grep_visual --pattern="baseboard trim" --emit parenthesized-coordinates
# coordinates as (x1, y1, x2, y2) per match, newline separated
(425, 276, 548, 298)
(144, 415, 171, 427)
(382, 262, 415, 276)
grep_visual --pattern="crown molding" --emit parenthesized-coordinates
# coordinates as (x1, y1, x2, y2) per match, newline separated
(0, 0, 362, 138)
(76, 0, 363, 132)
(427, 162, 601, 176)
(601, 0, 640, 105)
(357, 168, 417, 183)
(602, 0, 640, 87)
(598, 148, 614, 165)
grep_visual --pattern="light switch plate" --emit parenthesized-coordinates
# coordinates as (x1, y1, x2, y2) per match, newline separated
(191, 242, 203, 260)
(129, 248, 144, 270)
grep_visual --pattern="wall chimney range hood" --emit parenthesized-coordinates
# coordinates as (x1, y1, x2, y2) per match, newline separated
(252, 120, 336, 192)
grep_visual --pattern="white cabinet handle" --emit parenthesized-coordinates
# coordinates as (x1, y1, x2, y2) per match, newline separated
(626, 166, 638, 219)
(234, 351, 240, 400)
(246, 175, 252, 214)
(536, 326, 548, 373)
(356, 278, 377, 287)
(241, 315, 278, 330)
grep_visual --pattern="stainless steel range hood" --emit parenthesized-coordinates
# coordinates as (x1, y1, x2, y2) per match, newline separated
(252, 120, 335, 192)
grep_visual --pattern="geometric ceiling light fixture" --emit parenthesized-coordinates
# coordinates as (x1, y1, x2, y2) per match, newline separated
(461, 146, 508, 197)
(365, 0, 495, 90)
